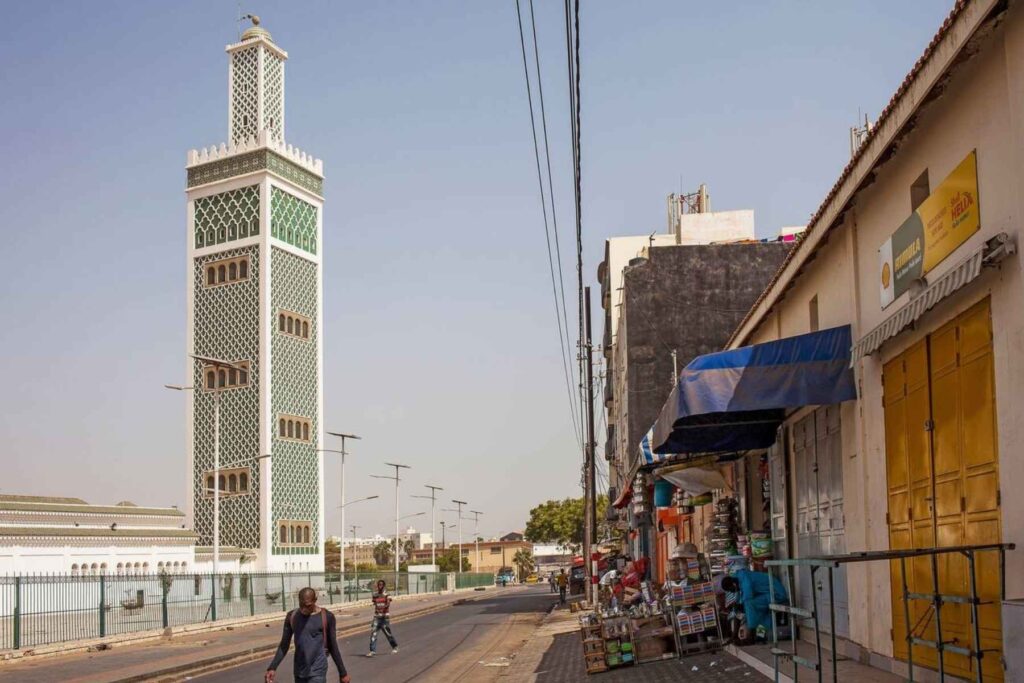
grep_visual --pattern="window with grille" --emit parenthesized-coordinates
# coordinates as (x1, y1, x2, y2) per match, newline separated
(203, 466, 252, 497)
(277, 414, 313, 443)
(204, 255, 251, 288)
(203, 360, 250, 391)
(277, 309, 312, 341)
(277, 520, 313, 547)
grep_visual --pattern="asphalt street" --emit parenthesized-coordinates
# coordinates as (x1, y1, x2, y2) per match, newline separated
(191, 585, 556, 683)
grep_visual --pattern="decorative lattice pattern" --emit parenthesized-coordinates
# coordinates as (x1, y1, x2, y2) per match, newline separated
(187, 150, 323, 196)
(192, 245, 261, 551)
(263, 52, 284, 141)
(230, 47, 260, 144)
(194, 185, 260, 249)
(271, 187, 318, 254)
(270, 247, 320, 555)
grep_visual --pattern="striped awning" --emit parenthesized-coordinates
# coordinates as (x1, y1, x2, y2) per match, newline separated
(851, 233, 1015, 363)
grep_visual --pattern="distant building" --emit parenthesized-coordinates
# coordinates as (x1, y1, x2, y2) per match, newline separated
(408, 539, 531, 573)
(0, 495, 197, 576)
(499, 531, 524, 542)
(532, 543, 574, 572)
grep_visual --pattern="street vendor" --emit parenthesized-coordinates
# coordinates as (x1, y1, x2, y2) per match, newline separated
(720, 568, 788, 638)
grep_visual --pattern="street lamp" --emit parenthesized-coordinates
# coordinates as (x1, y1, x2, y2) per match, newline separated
(470, 510, 483, 574)
(321, 430, 361, 584)
(412, 484, 443, 570)
(371, 462, 410, 576)
(450, 500, 467, 574)
(166, 354, 248, 579)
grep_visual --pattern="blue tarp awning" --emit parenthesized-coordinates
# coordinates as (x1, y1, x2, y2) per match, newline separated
(649, 325, 857, 456)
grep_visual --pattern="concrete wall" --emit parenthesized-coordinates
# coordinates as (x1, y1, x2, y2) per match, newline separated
(676, 209, 755, 245)
(736, 3, 1024, 663)
(619, 242, 791, 469)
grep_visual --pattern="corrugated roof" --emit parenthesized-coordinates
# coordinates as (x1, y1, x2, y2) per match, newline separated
(729, 0, 997, 346)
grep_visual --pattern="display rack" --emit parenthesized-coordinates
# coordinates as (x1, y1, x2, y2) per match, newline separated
(667, 556, 725, 657)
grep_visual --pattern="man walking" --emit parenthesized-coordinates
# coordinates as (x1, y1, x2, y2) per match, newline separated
(266, 587, 349, 683)
(555, 568, 568, 605)
(367, 579, 398, 656)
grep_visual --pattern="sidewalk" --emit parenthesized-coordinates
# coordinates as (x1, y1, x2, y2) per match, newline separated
(0, 586, 499, 683)
(502, 601, 763, 682)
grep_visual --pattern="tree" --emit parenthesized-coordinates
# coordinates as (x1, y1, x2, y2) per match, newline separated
(402, 539, 416, 562)
(512, 548, 535, 582)
(437, 548, 470, 573)
(524, 495, 608, 552)
(373, 540, 393, 567)
(324, 538, 341, 573)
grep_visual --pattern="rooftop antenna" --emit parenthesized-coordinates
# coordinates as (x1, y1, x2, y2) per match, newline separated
(850, 109, 872, 158)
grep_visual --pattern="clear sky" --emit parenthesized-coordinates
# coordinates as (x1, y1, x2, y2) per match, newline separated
(0, 1, 951, 540)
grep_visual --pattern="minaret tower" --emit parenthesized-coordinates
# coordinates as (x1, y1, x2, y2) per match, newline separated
(184, 17, 325, 572)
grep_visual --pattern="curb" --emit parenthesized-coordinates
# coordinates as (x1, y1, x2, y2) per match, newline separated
(124, 587, 503, 683)
(0, 586, 498, 666)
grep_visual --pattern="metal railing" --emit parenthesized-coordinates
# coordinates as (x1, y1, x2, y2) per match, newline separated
(766, 543, 1014, 683)
(0, 570, 493, 651)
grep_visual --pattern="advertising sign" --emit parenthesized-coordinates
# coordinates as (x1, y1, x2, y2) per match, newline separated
(879, 151, 979, 308)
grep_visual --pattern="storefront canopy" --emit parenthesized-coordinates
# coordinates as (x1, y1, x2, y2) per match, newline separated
(650, 325, 857, 455)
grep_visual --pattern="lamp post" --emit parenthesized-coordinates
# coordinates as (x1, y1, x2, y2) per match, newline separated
(321, 430, 361, 586)
(166, 353, 248, 579)
(371, 463, 410, 576)
(412, 485, 443, 570)
(451, 500, 467, 574)
(470, 510, 483, 574)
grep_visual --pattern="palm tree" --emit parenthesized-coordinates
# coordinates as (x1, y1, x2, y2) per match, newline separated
(373, 540, 393, 567)
(512, 548, 535, 582)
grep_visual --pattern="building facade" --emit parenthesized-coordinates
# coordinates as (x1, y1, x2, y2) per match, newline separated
(0, 495, 196, 576)
(720, 1, 1024, 679)
(184, 20, 325, 572)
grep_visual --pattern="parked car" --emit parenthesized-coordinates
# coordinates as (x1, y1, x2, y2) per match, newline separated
(569, 564, 587, 595)
(525, 573, 539, 584)
(497, 570, 516, 586)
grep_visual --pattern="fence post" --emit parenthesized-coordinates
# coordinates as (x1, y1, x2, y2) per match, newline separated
(13, 576, 21, 649)
(248, 576, 255, 616)
(280, 573, 286, 612)
(161, 578, 169, 629)
(99, 574, 106, 637)
(210, 574, 217, 622)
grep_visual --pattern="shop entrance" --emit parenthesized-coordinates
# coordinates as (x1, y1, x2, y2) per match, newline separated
(792, 405, 850, 639)
(883, 297, 1002, 681)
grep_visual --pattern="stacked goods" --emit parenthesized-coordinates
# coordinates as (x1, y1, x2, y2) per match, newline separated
(631, 475, 649, 517)
(675, 603, 719, 635)
(685, 559, 701, 581)
(750, 531, 773, 570)
(668, 581, 714, 606)
(707, 497, 739, 574)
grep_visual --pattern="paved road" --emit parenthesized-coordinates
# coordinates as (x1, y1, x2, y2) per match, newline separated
(192, 586, 556, 683)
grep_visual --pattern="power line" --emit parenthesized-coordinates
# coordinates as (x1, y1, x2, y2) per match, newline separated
(527, 0, 576, 408)
(515, 0, 581, 446)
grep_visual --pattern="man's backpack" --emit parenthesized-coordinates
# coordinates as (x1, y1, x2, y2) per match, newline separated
(289, 609, 328, 650)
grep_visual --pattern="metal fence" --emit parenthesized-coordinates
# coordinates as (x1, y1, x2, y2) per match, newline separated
(0, 570, 493, 651)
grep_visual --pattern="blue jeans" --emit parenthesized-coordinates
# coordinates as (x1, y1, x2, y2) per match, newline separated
(369, 616, 397, 652)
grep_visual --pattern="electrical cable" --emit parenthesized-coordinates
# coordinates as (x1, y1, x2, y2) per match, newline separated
(515, 0, 582, 448)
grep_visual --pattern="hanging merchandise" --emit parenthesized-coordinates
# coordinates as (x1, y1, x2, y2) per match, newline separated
(658, 466, 728, 496)
(631, 474, 650, 517)
(707, 496, 741, 575)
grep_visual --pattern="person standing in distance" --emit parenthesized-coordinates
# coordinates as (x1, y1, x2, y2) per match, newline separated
(367, 579, 399, 656)
(266, 587, 350, 683)
(555, 568, 568, 605)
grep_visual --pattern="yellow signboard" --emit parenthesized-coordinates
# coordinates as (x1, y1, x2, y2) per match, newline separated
(879, 151, 980, 308)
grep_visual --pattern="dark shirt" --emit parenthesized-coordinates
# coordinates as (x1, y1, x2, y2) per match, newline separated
(267, 609, 347, 678)
(372, 591, 391, 618)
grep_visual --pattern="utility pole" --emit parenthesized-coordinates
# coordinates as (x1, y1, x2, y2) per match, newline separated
(451, 500, 467, 573)
(412, 485, 443, 570)
(323, 431, 361, 586)
(470, 510, 483, 572)
(583, 286, 597, 603)
(371, 463, 410, 578)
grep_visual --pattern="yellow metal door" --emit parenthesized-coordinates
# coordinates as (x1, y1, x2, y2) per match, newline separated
(884, 340, 936, 668)
(884, 298, 1002, 681)
(930, 299, 1001, 681)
